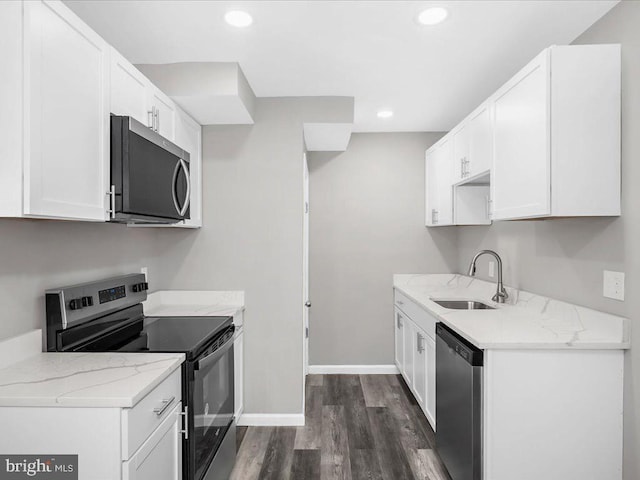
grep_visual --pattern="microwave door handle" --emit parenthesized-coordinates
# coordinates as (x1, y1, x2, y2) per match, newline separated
(179, 158, 191, 217)
(171, 160, 181, 215)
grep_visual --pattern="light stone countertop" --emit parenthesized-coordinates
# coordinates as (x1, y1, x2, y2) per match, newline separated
(394, 274, 629, 350)
(143, 290, 245, 325)
(0, 350, 184, 408)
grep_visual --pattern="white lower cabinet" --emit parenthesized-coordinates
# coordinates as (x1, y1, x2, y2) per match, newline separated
(394, 309, 404, 372)
(394, 289, 437, 430)
(402, 314, 415, 384)
(234, 327, 244, 420)
(123, 402, 183, 480)
(0, 368, 184, 480)
(413, 329, 426, 406)
(424, 335, 436, 426)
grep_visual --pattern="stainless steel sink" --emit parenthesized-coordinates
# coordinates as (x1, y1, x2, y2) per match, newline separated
(432, 299, 495, 310)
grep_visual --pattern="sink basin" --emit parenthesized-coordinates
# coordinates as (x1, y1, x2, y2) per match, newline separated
(432, 299, 495, 310)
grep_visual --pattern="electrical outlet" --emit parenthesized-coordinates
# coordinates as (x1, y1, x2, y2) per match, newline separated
(488, 261, 495, 278)
(141, 266, 148, 281)
(603, 270, 624, 301)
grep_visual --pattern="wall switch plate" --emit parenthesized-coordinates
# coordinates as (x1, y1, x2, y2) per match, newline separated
(603, 270, 624, 301)
(141, 266, 148, 281)
(488, 261, 495, 278)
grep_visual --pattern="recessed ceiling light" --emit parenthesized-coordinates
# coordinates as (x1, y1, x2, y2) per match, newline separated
(377, 110, 394, 119)
(418, 7, 449, 26)
(225, 10, 253, 28)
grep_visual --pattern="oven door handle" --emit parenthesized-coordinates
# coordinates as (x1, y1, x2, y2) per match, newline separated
(195, 332, 234, 370)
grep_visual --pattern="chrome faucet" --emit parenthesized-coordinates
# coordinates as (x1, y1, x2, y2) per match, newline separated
(467, 250, 508, 304)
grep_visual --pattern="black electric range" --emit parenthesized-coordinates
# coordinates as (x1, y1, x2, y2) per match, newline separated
(45, 274, 236, 480)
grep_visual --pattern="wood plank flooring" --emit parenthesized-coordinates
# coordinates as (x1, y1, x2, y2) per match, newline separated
(231, 374, 451, 480)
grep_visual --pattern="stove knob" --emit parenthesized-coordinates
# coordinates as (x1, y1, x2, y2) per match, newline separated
(69, 298, 82, 310)
(81, 296, 94, 307)
(132, 282, 149, 293)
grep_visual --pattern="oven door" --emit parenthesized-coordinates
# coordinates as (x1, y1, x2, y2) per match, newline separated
(188, 333, 235, 480)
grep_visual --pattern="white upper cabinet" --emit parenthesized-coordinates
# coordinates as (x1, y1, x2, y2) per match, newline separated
(467, 104, 493, 177)
(492, 50, 550, 219)
(453, 103, 492, 183)
(110, 47, 177, 142)
(428, 43, 620, 226)
(149, 88, 177, 142)
(0, 1, 203, 225)
(2, 0, 110, 221)
(110, 48, 150, 125)
(492, 45, 620, 220)
(425, 138, 454, 227)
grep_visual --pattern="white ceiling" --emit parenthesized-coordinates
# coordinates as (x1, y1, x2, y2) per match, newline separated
(65, 0, 618, 132)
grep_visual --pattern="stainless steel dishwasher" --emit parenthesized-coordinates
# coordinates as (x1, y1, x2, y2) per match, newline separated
(435, 323, 483, 480)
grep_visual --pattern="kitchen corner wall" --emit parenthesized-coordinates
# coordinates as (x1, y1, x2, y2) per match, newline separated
(155, 97, 349, 415)
(456, 2, 640, 478)
(0, 220, 166, 341)
(308, 132, 458, 366)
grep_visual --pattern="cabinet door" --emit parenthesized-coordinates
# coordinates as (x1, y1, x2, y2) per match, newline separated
(413, 329, 427, 407)
(434, 139, 454, 225)
(0, 0, 23, 217)
(492, 50, 550, 220)
(234, 331, 244, 419)
(425, 139, 453, 226)
(123, 403, 183, 480)
(25, 0, 109, 220)
(452, 124, 469, 182)
(402, 317, 414, 388)
(110, 47, 150, 126)
(149, 87, 176, 141)
(425, 335, 436, 429)
(425, 150, 438, 226)
(174, 110, 202, 228)
(468, 104, 493, 177)
(394, 308, 404, 371)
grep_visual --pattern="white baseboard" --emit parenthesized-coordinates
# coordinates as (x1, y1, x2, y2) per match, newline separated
(308, 364, 400, 375)
(237, 413, 305, 427)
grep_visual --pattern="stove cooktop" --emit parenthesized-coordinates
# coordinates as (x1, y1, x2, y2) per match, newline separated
(145, 316, 232, 353)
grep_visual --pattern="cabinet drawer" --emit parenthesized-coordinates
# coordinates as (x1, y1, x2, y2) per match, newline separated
(394, 290, 437, 339)
(121, 368, 182, 460)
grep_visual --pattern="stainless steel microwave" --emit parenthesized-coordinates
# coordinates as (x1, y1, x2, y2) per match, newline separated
(110, 115, 190, 224)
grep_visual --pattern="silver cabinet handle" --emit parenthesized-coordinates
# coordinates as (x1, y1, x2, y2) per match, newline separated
(106, 185, 115, 219)
(153, 396, 176, 416)
(179, 405, 189, 439)
(396, 315, 402, 329)
(155, 109, 160, 132)
(433, 209, 439, 225)
(148, 106, 154, 129)
(416, 333, 424, 353)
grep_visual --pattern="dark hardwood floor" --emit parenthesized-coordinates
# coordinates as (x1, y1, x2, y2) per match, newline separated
(231, 374, 451, 480)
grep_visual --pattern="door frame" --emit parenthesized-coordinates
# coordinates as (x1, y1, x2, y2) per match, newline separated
(302, 152, 310, 376)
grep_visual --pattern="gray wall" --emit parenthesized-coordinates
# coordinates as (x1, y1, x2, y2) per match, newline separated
(156, 97, 349, 415)
(456, 2, 640, 478)
(308, 133, 458, 365)
(0, 220, 166, 341)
